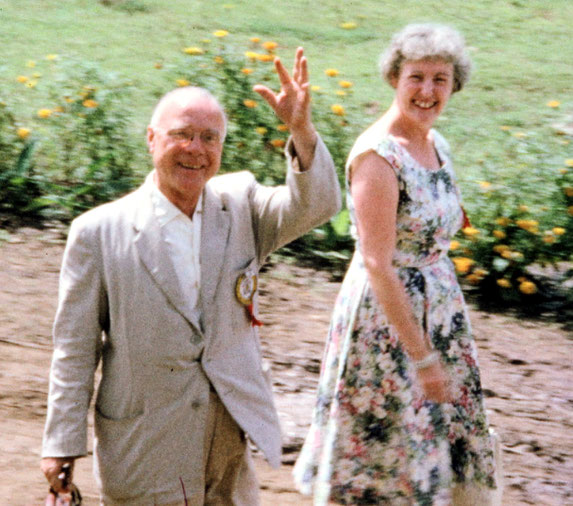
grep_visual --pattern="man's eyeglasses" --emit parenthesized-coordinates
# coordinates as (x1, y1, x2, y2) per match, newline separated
(160, 128, 222, 147)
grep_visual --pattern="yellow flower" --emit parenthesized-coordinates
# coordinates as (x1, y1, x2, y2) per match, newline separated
(331, 104, 345, 116)
(311, 85, 322, 92)
(214, 56, 224, 64)
(493, 230, 506, 239)
(250, 37, 260, 43)
(516, 219, 538, 233)
(26, 80, 38, 88)
(466, 274, 481, 285)
(270, 138, 285, 148)
(474, 268, 488, 277)
(565, 159, 573, 167)
(564, 187, 573, 197)
(262, 41, 278, 51)
(462, 226, 480, 237)
(500, 125, 511, 131)
(46, 54, 59, 61)
(64, 96, 75, 103)
(17, 75, 29, 83)
(176, 79, 190, 87)
(497, 279, 511, 288)
(543, 235, 556, 244)
(241, 68, 254, 75)
(201, 38, 211, 44)
(479, 181, 491, 190)
(276, 124, 289, 132)
(546, 100, 560, 108)
(493, 244, 509, 254)
(245, 51, 259, 60)
(325, 68, 339, 77)
(255, 127, 267, 135)
(154, 62, 163, 69)
(510, 251, 523, 260)
(501, 250, 513, 259)
(26, 60, 36, 68)
(518, 204, 529, 212)
(495, 217, 511, 226)
(340, 21, 357, 29)
(183, 47, 204, 55)
(519, 281, 537, 294)
(513, 132, 527, 139)
(339, 80, 353, 88)
(553, 227, 565, 235)
(17, 127, 31, 139)
(452, 257, 474, 274)
(37, 108, 52, 118)
(82, 99, 98, 108)
(257, 53, 274, 62)
(449, 240, 460, 250)
(243, 99, 257, 108)
(213, 30, 229, 38)
(336, 90, 347, 96)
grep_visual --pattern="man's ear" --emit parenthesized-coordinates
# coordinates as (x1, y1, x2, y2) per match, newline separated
(146, 126, 155, 153)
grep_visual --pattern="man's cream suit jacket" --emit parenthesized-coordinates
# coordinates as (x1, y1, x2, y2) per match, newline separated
(42, 137, 341, 503)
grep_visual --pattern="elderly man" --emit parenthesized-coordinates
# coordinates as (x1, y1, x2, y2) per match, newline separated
(41, 48, 341, 505)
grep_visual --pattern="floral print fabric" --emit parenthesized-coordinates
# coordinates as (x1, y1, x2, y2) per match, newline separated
(293, 128, 498, 505)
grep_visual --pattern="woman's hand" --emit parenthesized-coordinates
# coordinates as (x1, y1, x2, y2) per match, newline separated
(416, 361, 453, 403)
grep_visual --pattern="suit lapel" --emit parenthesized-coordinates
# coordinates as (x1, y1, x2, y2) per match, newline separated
(199, 184, 231, 314)
(132, 183, 203, 333)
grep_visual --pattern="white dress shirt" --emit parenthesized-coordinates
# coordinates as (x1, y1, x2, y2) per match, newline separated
(148, 174, 202, 310)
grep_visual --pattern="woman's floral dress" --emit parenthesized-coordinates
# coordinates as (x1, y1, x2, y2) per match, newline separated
(293, 126, 498, 505)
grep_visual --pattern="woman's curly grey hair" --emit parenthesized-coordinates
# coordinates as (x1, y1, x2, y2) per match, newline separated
(379, 23, 472, 93)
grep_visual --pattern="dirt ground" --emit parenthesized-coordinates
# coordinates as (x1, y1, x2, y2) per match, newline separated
(0, 227, 572, 505)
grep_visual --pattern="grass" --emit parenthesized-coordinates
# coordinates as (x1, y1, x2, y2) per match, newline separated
(2, 0, 572, 186)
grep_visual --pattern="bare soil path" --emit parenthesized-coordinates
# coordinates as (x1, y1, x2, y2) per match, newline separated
(0, 228, 571, 505)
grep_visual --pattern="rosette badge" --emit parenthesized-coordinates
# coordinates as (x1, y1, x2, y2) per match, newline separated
(235, 271, 263, 326)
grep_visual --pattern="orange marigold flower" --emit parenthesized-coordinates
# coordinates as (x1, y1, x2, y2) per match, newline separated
(262, 41, 278, 51)
(493, 244, 509, 254)
(241, 68, 254, 75)
(250, 37, 260, 43)
(154, 62, 163, 69)
(17, 127, 31, 139)
(466, 274, 481, 285)
(37, 109, 52, 118)
(245, 51, 259, 60)
(518, 204, 529, 212)
(243, 99, 257, 108)
(257, 53, 274, 62)
(82, 99, 98, 108)
(553, 227, 565, 235)
(564, 187, 573, 197)
(449, 240, 460, 250)
(213, 30, 229, 38)
(331, 104, 345, 116)
(255, 127, 267, 135)
(270, 138, 286, 148)
(495, 217, 511, 226)
(276, 124, 289, 132)
(543, 235, 556, 244)
(339, 80, 353, 88)
(519, 281, 537, 294)
(214, 56, 224, 64)
(325, 68, 339, 77)
(17, 75, 29, 83)
(176, 79, 190, 87)
(546, 100, 560, 108)
(340, 22, 358, 29)
(462, 226, 480, 237)
(452, 257, 474, 274)
(497, 279, 511, 288)
(493, 230, 506, 239)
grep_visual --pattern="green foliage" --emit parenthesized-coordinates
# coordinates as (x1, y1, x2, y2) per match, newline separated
(0, 101, 45, 218)
(32, 60, 139, 219)
(450, 128, 572, 314)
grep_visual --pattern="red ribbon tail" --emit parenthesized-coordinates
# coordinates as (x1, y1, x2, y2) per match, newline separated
(247, 303, 263, 327)
(461, 206, 471, 229)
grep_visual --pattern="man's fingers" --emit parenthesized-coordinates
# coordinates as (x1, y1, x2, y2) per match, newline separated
(274, 57, 293, 90)
(300, 55, 309, 85)
(252, 85, 278, 109)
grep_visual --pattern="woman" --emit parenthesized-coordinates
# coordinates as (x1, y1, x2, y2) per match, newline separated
(294, 24, 500, 505)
